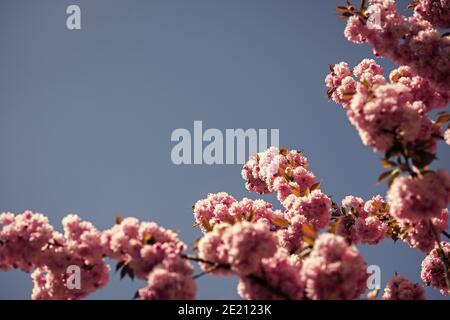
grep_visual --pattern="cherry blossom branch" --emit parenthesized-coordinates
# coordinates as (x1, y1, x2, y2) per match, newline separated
(180, 253, 293, 300)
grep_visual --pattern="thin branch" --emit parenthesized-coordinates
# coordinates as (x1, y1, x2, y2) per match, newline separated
(442, 230, 450, 240)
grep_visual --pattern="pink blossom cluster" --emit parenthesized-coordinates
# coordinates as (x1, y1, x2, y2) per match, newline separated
(0, 211, 54, 272)
(343, 0, 450, 91)
(327, 60, 443, 153)
(242, 147, 331, 230)
(387, 170, 450, 222)
(382, 274, 426, 300)
(414, 0, 450, 29)
(137, 255, 196, 300)
(237, 248, 305, 300)
(326, 59, 446, 153)
(421, 241, 450, 296)
(32, 214, 109, 300)
(101, 217, 186, 279)
(198, 221, 278, 276)
(336, 195, 388, 245)
(193, 192, 284, 233)
(301, 233, 369, 300)
(401, 209, 449, 252)
(101, 217, 196, 300)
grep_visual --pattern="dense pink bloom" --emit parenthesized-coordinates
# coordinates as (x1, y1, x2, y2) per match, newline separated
(389, 66, 449, 111)
(0, 211, 54, 272)
(283, 190, 331, 230)
(325, 62, 356, 108)
(382, 275, 426, 300)
(414, 0, 450, 29)
(237, 249, 305, 300)
(342, 196, 366, 216)
(223, 221, 277, 275)
(138, 256, 196, 300)
(354, 216, 387, 245)
(421, 241, 450, 295)
(197, 224, 232, 275)
(337, 195, 388, 245)
(401, 209, 449, 252)
(343, 0, 450, 91)
(101, 217, 186, 279)
(301, 234, 368, 300)
(364, 195, 389, 215)
(32, 214, 109, 300)
(242, 147, 311, 199)
(198, 221, 277, 276)
(387, 171, 450, 222)
(349, 83, 438, 153)
(192, 192, 237, 232)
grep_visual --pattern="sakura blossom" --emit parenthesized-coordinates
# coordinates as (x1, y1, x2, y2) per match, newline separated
(387, 171, 450, 222)
(382, 275, 426, 300)
(237, 249, 305, 300)
(421, 242, 450, 296)
(301, 234, 369, 300)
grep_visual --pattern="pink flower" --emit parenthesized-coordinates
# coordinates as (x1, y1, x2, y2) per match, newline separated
(354, 216, 387, 245)
(0, 211, 54, 272)
(343, 0, 450, 91)
(193, 193, 285, 232)
(382, 275, 426, 300)
(421, 241, 450, 295)
(364, 195, 388, 215)
(284, 190, 331, 230)
(102, 217, 186, 279)
(237, 249, 305, 300)
(276, 215, 307, 253)
(387, 171, 450, 222)
(192, 192, 237, 232)
(348, 83, 437, 153)
(414, 0, 450, 29)
(401, 209, 449, 252)
(445, 129, 450, 145)
(198, 221, 277, 276)
(389, 66, 449, 112)
(138, 267, 196, 300)
(301, 234, 368, 300)
(342, 196, 366, 216)
(32, 214, 109, 300)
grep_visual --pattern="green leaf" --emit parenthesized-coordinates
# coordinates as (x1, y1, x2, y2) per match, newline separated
(412, 151, 435, 169)
(388, 169, 401, 188)
(115, 260, 125, 273)
(377, 170, 393, 183)
(380, 159, 397, 168)
(310, 182, 321, 191)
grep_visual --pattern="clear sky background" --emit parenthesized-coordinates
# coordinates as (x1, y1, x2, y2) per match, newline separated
(0, 0, 449, 299)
